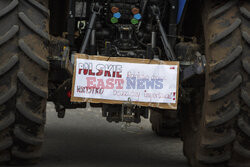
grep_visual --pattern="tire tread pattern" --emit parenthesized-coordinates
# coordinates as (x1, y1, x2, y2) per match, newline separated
(193, 1, 244, 166)
(0, 0, 19, 163)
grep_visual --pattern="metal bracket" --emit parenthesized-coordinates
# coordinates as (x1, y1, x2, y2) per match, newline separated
(80, 3, 102, 53)
(77, 20, 86, 33)
(151, 5, 176, 61)
(180, 52, 206, 82)
(121, 98, 136, 123)
(61, 46, 73, 75)
(120, 98, 144, 133)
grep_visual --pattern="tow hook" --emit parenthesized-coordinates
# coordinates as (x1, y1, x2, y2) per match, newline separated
(56, 104, 66, 118)
(121, 98, 136, 123)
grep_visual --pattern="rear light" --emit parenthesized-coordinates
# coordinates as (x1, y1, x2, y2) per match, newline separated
(67, 91, 71, 98)
(131, 8, 140, 15)
(111, 6, 119, 13)
(134, 13, 142, 20)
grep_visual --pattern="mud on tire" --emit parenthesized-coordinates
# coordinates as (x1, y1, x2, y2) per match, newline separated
(182, 1, 250, 167)
(0, 0, 49, 165)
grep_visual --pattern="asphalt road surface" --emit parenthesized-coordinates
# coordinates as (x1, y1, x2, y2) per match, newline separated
(9, 103, 189, 167)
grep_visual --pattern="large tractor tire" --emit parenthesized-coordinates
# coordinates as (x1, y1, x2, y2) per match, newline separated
(0, 0, 49, 165)
(182, 0, 250, 167)
(150, 109, 180, 137)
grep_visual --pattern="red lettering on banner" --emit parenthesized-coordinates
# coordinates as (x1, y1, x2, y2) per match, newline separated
(78, 63, 122, 78)
(115, 79, 124, 89)
(88, 69, 95, 76)
(104, 71, 111, 77)
(97, 79, 105, 88)
(79, 69, 88, 75)
(116, 72, 122, 78)
(112, 71, 116, 77)
(96, 70, 103, 76)
(106, 78, 114, 89)
(86, 77, 125, 90)
(86, 77, 96, 87)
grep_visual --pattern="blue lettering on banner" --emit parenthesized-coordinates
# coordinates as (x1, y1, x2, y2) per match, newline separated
(126, 77, 136, 89)
(126, 77, 164, 90)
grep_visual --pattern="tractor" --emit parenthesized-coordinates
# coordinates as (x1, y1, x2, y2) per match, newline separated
(0, 0, 249, 166)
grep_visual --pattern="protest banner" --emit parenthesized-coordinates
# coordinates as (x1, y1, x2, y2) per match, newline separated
(71, 54, 179, 109)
